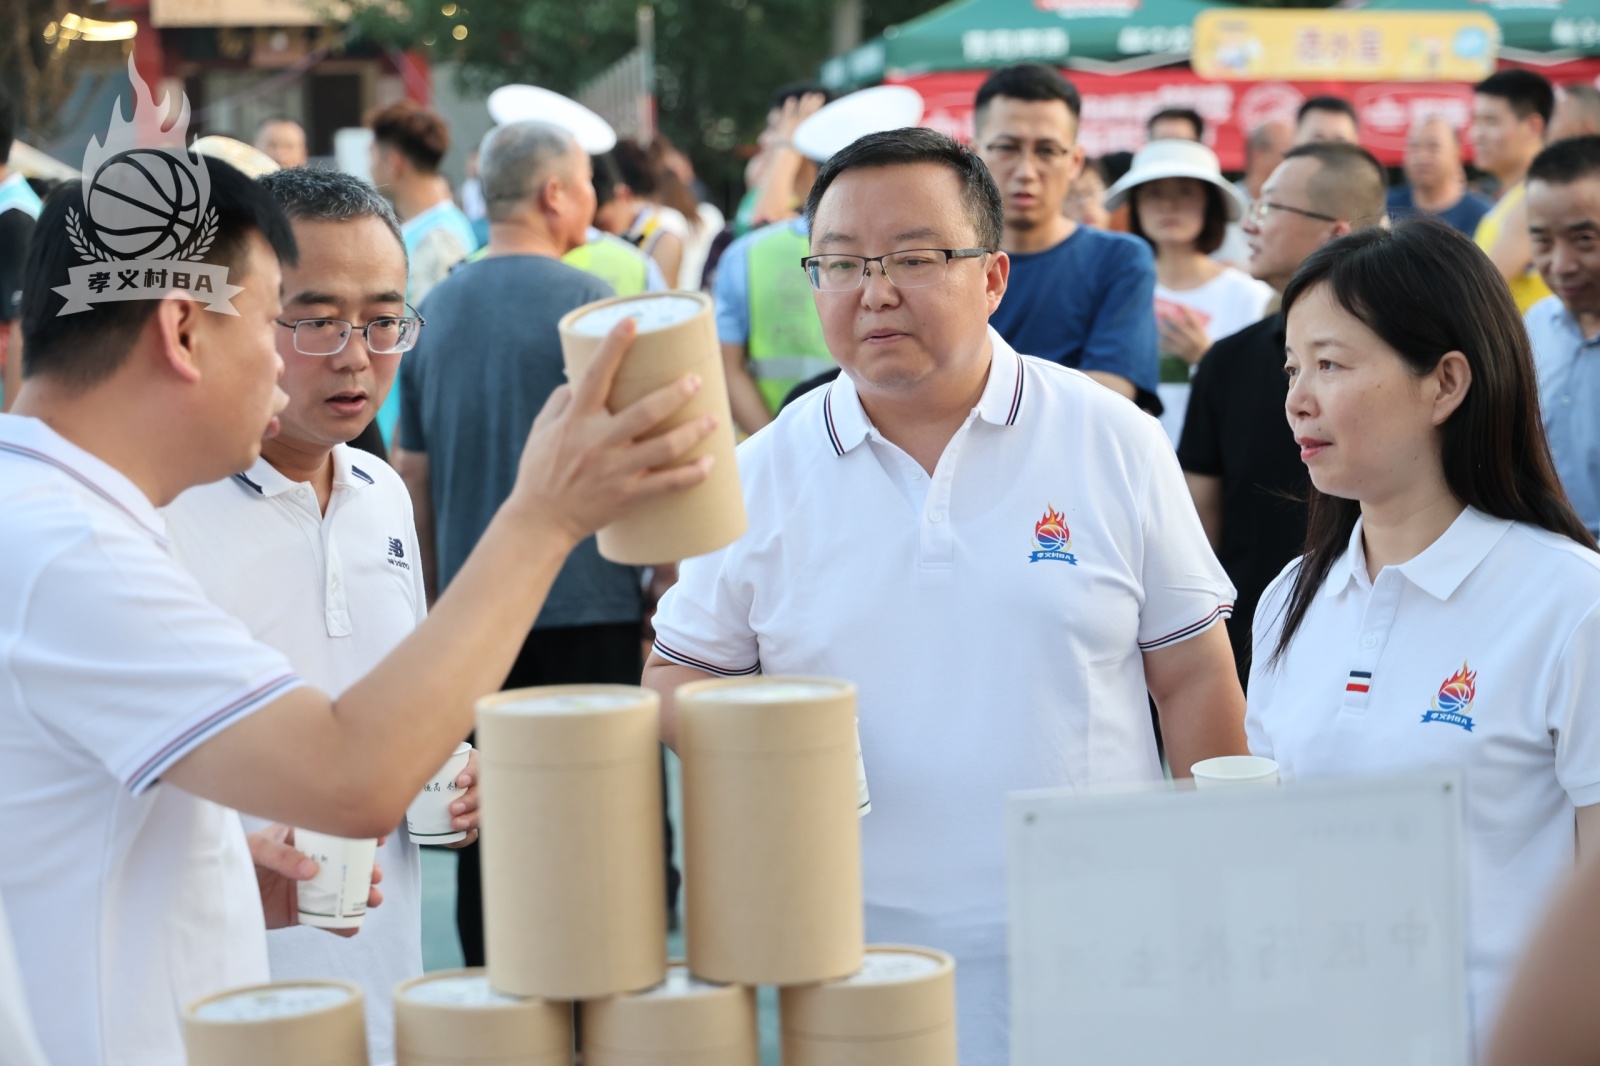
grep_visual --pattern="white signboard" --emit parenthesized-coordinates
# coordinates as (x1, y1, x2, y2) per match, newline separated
(1009, 772, 1467, 1066)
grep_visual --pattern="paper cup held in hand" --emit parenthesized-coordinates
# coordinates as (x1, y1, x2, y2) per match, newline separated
(780, 945, 957, 1066)
(1191, 755, 1280, 788)
(477, 685, 667, 1000)
(394, 968, 572, 1065)
(293, 830, 378, 929)
(184, 979, 367, 1066)
(583, 962, 759, 1066)
(558, 291, 746, 564)
(408, 741, 473, 845)
(676, 677, 864, 986)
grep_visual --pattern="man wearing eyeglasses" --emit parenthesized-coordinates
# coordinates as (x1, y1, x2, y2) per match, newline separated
(974, 64, 1160, 410)
(162, 167, 466, 1066)
(645, 128, 1248, 1066)
(1178, 141, 1389, 682)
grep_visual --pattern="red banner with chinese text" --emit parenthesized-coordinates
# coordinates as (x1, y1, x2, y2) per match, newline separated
(895, 58, 1600, 171)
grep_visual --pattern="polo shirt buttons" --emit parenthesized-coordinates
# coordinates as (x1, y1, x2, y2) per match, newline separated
(1361, 633, 1378, 649)
(928, 511, 944, 524)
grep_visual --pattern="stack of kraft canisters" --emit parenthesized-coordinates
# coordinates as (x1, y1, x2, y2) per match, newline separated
(180, 679, 960, 1066)
(458, 677, 960, 1066)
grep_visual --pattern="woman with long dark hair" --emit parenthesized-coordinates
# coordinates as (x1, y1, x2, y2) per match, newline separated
(1246, 219, 1600, 1053)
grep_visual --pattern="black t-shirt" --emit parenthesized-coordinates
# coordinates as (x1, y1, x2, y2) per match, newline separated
(0, 207, 33, 321)
(1177, 312, 1308, 682)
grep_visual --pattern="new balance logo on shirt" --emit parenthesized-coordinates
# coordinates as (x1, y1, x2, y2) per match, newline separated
(386, 536, 410, 570)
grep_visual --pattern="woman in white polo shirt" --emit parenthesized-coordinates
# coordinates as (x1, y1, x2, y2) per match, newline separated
(1247, 219, 1600, 1055)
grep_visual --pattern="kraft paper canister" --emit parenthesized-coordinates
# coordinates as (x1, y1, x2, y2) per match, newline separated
(477, 685, 667, 1000)
(780, 946, 957, 1066)
(676, 677, 863, 985)
(183, 979, 367, 1066)
(582, 963, 758, 1066)
(394, 969, 571, 1066)
(558, 292, 746, 564)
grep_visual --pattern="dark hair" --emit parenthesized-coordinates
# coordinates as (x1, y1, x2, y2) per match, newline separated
(0, 85, 15, 165)
(1099, 150, 1134, 186)
(610, 139, 657, 197)
(1268, 220, 1594, 665)
(974, 64, 1082, 125)
(1475, 69, 1555, 127)
(804, 127, 1004, 251)
(257, 166, 404, 258)
(1148, 108, 1204, 140)
(1528, 133, 1600, 186)
(770, 81, 835, 112)
(1296, 95, 1359, 129)
(21, 155, 297, 388)
(370, 100, 450, 173)
(1128, 179, 1228, 255)
(1282, 141, 1388, 224)
(591, 151, 624, 209)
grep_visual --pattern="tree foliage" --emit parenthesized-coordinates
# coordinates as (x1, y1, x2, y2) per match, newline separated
(0, 0, 122, 142)
(344, 0, 944, 197)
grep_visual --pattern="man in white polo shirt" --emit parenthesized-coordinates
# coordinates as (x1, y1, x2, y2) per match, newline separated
(644, 128, 1248, 1065)
(0, 153, 714, 1066)
(164, 167, 476, 1066)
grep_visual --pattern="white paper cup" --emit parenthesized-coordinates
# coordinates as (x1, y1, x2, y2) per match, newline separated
(408, 741, 473, 845)
(1191, 755, 1280, 788)
(293, 830, 378, 929)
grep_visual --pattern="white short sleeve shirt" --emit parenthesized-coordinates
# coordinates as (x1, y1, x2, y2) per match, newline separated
(1248, 508, 1600, 1054)
(651, 328, 1235, 1066)
(0, 414, 303, 1066)
(165, 444, 428, 1066)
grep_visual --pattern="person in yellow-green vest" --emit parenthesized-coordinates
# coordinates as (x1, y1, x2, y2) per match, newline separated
(712, 216, 834, 432)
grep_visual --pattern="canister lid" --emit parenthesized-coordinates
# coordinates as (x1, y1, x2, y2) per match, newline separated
(398, 973, 524, 1008)
(395, 969, 572, 1061)
(191, 983, 354, 1022)
(184, 980, 367, 1066)
(566, 293, 708, 337)
(688, 681, 847, 704)
(477, 685, 659, 767)
(584, 964, 756, 1052)
(780, 946, 955, 1041)
(492, 691, 646, 715)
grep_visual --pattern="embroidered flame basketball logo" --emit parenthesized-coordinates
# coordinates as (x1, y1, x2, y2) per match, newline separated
(1421, 662, 1478, 732)
(1029, 505, 1078, 564)
(52, 56, 242, 316)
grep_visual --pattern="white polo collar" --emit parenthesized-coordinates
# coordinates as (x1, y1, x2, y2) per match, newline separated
(232, 443, 376, 499)
(821, 326, 1026, 457)
(0, 413, 167, 542)
(1323, 506, 1513, 602)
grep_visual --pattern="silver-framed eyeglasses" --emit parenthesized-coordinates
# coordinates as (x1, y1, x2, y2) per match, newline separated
(1247, 200, 1339, 225)
(800, 247, 992, 292)
(275, 305, 427, 356)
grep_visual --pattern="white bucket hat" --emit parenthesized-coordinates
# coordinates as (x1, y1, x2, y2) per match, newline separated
(1103, 139, 1249, 221)
(792, 85, 925, 164)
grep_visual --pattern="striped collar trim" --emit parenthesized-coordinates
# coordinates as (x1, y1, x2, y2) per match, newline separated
(0, 416, 167, 543)
(821, 327, 1026, 458)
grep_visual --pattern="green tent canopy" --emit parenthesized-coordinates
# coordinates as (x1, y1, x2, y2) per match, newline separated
(821, 0, 1234, 89)
(1351, 0, 1600, 58)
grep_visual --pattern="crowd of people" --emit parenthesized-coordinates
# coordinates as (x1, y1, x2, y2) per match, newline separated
(4, 55, 1600, 1066)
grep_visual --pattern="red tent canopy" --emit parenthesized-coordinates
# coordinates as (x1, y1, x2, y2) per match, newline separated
(897, 57, 1600, 169)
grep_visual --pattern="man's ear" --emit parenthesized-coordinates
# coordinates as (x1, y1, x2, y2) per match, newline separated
(152, 295, 205, 384)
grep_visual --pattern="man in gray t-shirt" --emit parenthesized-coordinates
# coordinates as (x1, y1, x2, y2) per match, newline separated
(394, 120, 654, 965)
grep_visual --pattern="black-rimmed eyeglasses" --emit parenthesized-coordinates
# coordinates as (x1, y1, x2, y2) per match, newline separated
(800, 248, 992, 292)
(275, 306, 427, 356)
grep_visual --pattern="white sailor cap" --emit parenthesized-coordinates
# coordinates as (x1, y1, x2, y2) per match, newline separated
(486, 85, 618, 155)
(792, 85, 925, 164)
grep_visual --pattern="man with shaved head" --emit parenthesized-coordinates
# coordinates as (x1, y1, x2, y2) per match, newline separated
(1180, 142, 1388, 680)
(1388, 116, 1491, 235)
(1551, 84, 1600, 143)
